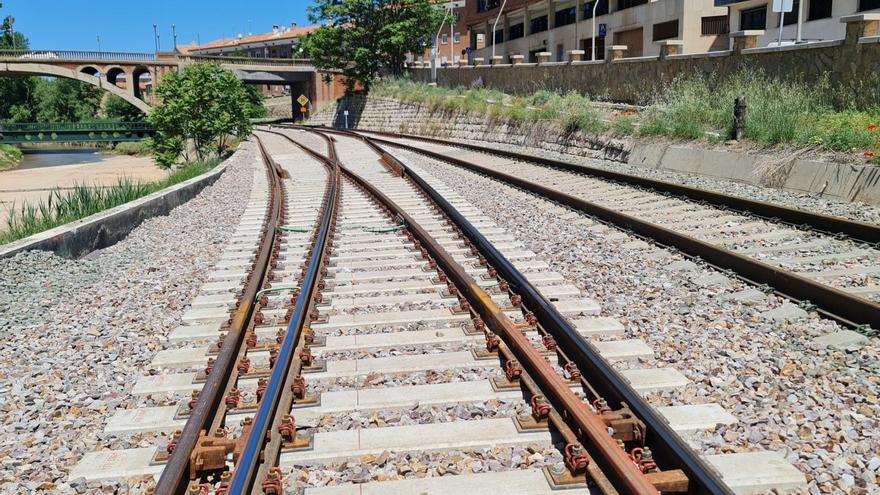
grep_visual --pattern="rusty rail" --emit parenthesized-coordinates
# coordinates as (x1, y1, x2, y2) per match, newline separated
(300, 126, 735, 494)
(337, 129, 880, 330)
(265, 126, 724, 494)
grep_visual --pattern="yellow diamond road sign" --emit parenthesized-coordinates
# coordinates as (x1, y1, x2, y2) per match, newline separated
(297, 95, 310, 106)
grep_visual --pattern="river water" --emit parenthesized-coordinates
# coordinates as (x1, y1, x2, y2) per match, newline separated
(18, 149, 106, 170)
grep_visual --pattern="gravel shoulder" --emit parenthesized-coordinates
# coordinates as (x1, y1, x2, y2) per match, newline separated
(404, 135, 880, 226)
(394, 148, 880, 495)
(0, 144, 257, 494)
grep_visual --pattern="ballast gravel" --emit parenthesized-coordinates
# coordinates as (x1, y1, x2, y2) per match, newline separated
(392, 148, 880, 495)
(0, 144, 257, 494)
(452, 138, 880, 225)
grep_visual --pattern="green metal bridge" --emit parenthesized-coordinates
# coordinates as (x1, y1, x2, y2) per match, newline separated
(0, 122, 155, 144)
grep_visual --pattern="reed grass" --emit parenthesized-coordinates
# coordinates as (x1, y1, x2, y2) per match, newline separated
(0, 159, 219, 245)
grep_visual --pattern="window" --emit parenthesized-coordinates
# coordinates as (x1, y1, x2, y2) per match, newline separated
(477, 0, 501, 13)
(778, 0, 800, 25)
(652, 19, 679, 41)
(860, 0, 880, 10)
(493, 29, 504, 43)
(509, 23, 525, 40)
(740, 5, 767, 30)
(618, 0, 647, 10)
(584, 0, 608, 18)
(477, 33, 485, 42)
(530, 15, 549, 34)
(808, 0, 832, 19)
(555, 7, 577, 27)
(454, 32, 461, 43)
(701, 15, 729, 35)
(441, 33, 448, 44)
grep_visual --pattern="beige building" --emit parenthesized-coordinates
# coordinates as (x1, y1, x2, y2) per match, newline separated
(465, 0, 729, 62)
(719, 0, 880, 47)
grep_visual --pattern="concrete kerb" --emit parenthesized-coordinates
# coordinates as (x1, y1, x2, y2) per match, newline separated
(0, 153, 232, 260)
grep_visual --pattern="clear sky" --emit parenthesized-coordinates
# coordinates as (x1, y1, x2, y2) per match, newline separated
(2, 0, 315, 53)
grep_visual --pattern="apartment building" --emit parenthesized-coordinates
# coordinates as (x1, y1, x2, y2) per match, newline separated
(413, 0, 482, 66)
(179, 23, 316, 59)
(464, 0, 729, 62)
(718, 0, 880, 46)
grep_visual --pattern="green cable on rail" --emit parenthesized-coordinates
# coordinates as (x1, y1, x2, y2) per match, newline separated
(279, 226, 314, 232)
(363, 224, 405, 233)
(255, 284, 300, 301)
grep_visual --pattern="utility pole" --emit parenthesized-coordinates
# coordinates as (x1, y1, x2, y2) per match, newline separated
(153, 23, 159, 52)
(172, 24, 177, 51)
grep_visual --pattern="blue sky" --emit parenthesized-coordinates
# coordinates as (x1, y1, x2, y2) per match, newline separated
(2, 0, 315, 52)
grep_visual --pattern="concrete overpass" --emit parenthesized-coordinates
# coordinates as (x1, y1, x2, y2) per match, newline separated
(0, 50, 319, 114)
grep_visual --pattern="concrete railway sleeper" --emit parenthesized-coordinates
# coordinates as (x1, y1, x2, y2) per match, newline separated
(67, 127, 806, 495)
(331, 129, 880, 331)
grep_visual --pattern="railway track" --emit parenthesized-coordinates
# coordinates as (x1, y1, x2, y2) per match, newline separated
(66, 127, 814, 494)
(322, 128, 880, 331)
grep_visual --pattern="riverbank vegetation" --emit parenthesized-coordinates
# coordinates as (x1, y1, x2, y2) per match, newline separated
(0, 144, 22, 171)
(148, 63, 264, 168)
(372, 74, 880, 163)
(0, 159, 219, 245)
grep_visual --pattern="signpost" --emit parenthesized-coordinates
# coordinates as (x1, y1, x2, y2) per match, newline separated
(599, 23, 606, 38)
(343, 110, 349, 129)
(772, 0, 793, 46)
(297, 94, 310, 122)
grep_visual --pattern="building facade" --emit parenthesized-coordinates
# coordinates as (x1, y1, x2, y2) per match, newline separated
(718, 0, 880, 47)
(413, 1, 481, 66)
(464, 0, 729, 62)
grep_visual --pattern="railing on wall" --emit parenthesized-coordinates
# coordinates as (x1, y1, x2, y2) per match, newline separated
(0, 49, 157, 61)
(0, 49, 313, 67)
(177, 54, 313, 67)
(0, 121, 154, 132)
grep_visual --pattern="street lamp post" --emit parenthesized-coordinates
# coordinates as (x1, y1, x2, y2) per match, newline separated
(97, 35, 101, 52)
(590, 0, 600, 61)
(153, 24, 159, 52)
(491, 0, 508, 60)
(432, 5, 451, 81)
(172, 24, 177, 51)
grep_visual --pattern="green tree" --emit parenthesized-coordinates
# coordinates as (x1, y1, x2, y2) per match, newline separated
(0, 7, 36, 122)
(105, 95, 146, 121)
(33, 78, 103, 123)
(301, 0, 445, 90)
(148, 63, 259, 168)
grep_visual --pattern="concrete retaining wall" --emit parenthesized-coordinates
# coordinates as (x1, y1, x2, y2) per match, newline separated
(409, 33, 880, 109)
(311, 95, 880, 205)
(0, 160, 229, 260)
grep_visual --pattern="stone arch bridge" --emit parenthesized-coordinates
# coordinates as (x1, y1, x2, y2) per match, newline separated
(0, 50, 321, 114)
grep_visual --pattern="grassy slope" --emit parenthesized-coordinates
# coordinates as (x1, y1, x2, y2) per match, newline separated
(0, 145, 23, 172)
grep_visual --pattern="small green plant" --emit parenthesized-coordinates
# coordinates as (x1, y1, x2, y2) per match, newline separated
(110, 139, 154, 156)
(0, 144, 22, 171)
(0, 160, 219, 245)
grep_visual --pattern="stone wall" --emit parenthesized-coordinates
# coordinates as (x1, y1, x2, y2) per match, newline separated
(409, 27, 880, 109)
(309, 95, 630, 162)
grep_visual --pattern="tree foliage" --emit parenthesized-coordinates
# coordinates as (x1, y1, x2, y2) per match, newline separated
(301, 0, 445, 90)
(33, 78, 103, 122)
(105, 95, 146, 121)
(0, 9, 36, 122)
(147, 63, 259, 168)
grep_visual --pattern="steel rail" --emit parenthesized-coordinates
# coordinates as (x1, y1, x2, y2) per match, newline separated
(309, 127, 735, 494)
(331, 128, 880, 244)
(154, 135, 284, 495)
(225, 133, 340, 494)
(334, 130, 880, 329)
(279, 126, 674, 495)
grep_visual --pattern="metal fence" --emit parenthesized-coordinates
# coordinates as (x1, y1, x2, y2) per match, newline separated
(0, 121, 154, 132)
(177, 54, 313, 67)
(0, 49, 157, 61)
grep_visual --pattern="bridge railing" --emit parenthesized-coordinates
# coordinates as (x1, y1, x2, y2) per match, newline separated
(0, 121, 154, 132)
(0, 49, 157, 61)
(177, 54, 313, 67)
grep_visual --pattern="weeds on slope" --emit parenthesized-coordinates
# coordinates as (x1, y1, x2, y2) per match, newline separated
(374, 74, 880, 161)
(0, 159, 219, 245)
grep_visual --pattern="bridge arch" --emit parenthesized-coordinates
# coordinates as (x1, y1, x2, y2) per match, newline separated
(132, 65, 152, 99)
(4, 62, 152, 113)
(105, 66, 127, 88)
